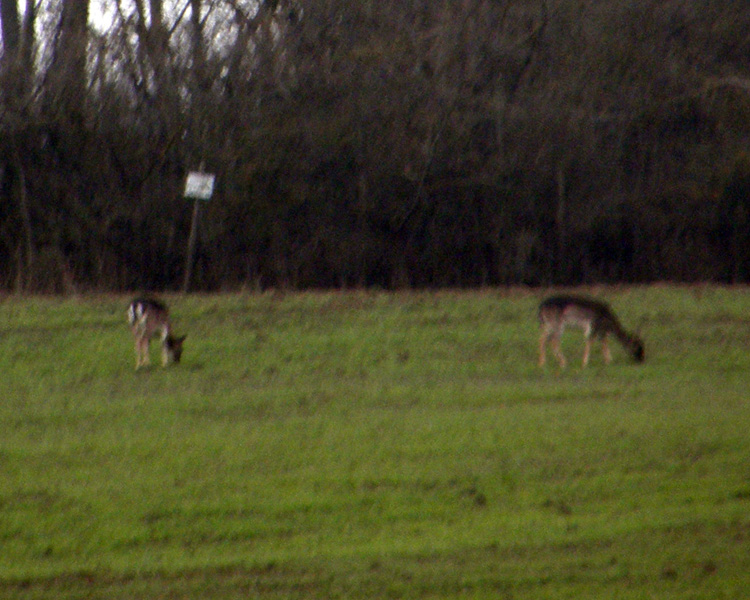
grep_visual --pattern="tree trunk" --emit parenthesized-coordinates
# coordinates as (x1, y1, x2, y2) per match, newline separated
(0, 0, 20, 58)
(47, 0, 89, 124)
(12, 145, 34, 289)
(555, 162, 567, 283)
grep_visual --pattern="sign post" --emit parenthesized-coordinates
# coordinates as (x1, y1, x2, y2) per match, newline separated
(182, 170, 215, 292)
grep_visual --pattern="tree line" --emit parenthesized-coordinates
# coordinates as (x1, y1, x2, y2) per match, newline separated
(1, 0, 750, 292)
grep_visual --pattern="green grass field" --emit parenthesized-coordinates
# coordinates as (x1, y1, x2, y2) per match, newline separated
(1, 286, 749, 599)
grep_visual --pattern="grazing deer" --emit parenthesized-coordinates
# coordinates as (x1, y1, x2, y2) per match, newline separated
(127, 297, 186, 369)
(538, 295, 644, 368)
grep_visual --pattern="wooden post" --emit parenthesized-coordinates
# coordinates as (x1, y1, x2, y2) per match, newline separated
(182, 198, 201, 293)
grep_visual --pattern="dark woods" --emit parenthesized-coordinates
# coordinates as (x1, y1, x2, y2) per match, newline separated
(1, 0, 750, 292)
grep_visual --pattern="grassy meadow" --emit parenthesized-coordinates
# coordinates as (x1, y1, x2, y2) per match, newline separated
(0, 286, 749, 599)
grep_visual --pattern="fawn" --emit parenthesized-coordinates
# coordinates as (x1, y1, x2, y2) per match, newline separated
(538, 295, 644, 368)
(127, 297, 186, 369)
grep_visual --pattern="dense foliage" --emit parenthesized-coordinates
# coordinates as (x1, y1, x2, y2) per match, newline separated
(2, 0, 750, 291)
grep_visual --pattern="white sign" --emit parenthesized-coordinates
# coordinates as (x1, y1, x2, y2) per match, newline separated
(184, 172, 216, 200)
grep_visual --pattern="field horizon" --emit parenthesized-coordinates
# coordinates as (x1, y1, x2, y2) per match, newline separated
(1, 286, 749, 598)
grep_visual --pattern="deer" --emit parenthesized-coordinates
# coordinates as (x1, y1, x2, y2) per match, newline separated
(538, 295, 644, 368)
(127, 297, 186, 369)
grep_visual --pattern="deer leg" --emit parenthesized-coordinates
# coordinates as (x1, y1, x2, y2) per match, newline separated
(602, 336, 612, 364)
(582, 336, 592, 367)
(134, 336, 142, 369)
(134, 333, 149, 369)
(539, 331, 548, 367)
(551, 334, 567, 369)
(140, 337, 150, 366)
